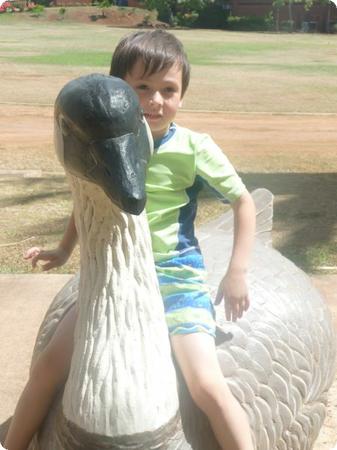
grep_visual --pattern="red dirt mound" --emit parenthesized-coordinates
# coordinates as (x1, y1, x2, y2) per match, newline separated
(43, 5, 167, 28)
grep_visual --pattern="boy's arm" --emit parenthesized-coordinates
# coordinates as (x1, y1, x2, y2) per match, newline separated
(215, 190, 256, 322)
(59, 210, 78, 256)
(24, 210, 78, 271)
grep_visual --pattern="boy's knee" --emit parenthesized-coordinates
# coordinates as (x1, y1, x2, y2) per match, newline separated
(188, 373, 230, 411)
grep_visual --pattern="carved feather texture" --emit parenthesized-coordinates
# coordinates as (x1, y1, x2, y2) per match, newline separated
(30, 188, 336, 450)
(61, 175, 179, 437)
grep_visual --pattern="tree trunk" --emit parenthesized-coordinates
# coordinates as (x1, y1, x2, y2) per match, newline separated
(288, 0, 293, 31)
(276, 6, 280, 32)
(326, 2, 331, 33)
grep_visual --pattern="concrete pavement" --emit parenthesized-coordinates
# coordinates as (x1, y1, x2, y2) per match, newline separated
(0, 273, 336, 447)
(0, 275, 72, 424)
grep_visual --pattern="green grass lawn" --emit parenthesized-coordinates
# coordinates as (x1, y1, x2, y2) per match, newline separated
(0, 13, 336, 274)
(1, 16, 337, 112)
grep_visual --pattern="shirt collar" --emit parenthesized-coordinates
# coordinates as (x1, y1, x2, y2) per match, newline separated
(153, 123, 177, 150)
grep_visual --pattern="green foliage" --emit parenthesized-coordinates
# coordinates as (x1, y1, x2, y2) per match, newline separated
(175, 0, 204, 26)
(272, 0, 285, 9)
(144, 0, 173, 23)
(30, 4, 44, 15)
(225, 15, 271, 31)
(272, 0, 302, 8)
(97, 0, 112, 16)
(99, 0, 113, 8)
(194, 0, 230, 29)
(144, 0, 230, 28)
(264, 11, 275, 30)
(176, 10, 199, 26)
(34, 0, 49, 7)
(58, 7, 66, 16)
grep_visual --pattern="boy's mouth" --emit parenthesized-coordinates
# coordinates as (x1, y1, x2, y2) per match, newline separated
(144, 113, 162, 121)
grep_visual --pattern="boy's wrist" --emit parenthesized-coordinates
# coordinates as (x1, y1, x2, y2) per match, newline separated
(226, 265, 247, 276)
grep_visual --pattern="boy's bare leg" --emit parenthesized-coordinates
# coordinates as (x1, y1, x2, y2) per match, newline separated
(171, 333, 254, 450)
(4, 306, 77, 450)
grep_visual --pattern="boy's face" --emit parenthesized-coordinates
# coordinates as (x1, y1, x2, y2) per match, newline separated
(125, 60, 183, 140)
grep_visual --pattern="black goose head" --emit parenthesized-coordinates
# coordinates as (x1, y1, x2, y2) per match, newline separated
(54, 74, 153, 215)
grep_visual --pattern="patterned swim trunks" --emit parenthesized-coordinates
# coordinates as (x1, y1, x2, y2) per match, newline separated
(156, 252, 216, 338)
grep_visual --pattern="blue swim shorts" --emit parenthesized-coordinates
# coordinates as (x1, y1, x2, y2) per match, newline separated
(156, 252, 216, 338)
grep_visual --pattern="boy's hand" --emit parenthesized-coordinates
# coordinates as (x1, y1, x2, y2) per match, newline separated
(214, 270, 250, 322)
(24, 246, 70, 271)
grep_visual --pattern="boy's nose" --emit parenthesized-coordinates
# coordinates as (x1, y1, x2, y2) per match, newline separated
(150, 91, 163, 106)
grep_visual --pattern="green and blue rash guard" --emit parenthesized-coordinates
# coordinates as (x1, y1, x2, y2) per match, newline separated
(145, 123, 246, 336)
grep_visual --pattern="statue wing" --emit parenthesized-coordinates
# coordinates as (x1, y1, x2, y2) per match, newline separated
(197, 188, 337, 449)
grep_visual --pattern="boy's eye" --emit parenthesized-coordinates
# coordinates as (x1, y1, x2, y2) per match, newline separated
(137, 84, 148, 91)
(163, 86, 177, 95)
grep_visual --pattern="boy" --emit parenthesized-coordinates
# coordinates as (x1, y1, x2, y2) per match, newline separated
(3, 30, 255, 450)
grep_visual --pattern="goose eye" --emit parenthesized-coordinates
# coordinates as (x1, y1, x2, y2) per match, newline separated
(60, 118, 70, 136)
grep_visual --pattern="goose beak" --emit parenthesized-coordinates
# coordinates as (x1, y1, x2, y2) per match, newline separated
(55, 119, 151, 216)
(89, 131, 148, 215)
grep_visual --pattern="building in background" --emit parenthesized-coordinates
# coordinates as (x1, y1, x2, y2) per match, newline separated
(229, 0, 337, 32)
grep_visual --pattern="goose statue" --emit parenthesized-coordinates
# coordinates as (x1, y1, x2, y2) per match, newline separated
(27, 74, 336, 450)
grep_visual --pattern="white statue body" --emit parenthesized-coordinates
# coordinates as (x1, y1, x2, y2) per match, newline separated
(28, 75, 336, 450)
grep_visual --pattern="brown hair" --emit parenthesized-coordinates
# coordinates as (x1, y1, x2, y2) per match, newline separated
(110, 30, 190, 98)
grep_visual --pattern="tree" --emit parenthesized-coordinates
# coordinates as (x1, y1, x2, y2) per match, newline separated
(272, 0, 331, 32)
(272, 0, 301, 31)
(144, 0, 230, 27)
(97, 0, 112, 18)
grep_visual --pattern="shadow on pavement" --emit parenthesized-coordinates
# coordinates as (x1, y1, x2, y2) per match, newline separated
(0, 418, 10, 444)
